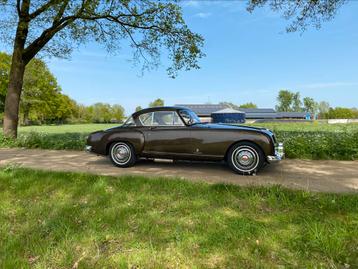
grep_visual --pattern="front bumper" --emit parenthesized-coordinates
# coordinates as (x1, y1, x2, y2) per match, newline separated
(267, 143, 284, 162)
(85, 145, 92, 152)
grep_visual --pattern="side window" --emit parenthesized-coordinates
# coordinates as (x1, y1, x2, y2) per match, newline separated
(153, 111, 174, 126)
(139, 111, 184, 126)
(139, 112, 153, 126)
(173, 112, 184, 126)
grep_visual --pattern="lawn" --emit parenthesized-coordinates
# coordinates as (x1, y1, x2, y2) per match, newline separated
(18, 123, 119, 134)
(0, 167, 357, 268)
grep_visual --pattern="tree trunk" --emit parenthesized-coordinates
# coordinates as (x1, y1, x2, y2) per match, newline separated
(3, 1, 30, 138)
(3, 49, 26, 138)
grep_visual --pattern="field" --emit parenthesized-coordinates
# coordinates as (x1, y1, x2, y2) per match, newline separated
(1, 122, 358, 159)
(14, 122, 358, 133)
(0, 167, 357, 268)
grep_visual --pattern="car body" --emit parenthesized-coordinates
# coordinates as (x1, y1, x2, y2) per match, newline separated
(86, 106, 284, 174)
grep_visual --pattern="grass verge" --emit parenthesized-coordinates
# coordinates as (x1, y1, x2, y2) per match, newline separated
(0, 167, 357, 268)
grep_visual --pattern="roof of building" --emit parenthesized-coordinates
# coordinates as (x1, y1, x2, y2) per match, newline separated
(277, 112, 308, 118)
(211, 108, 245, 114)
(239, 108, 276, 113)
(174, 104, 308, 119)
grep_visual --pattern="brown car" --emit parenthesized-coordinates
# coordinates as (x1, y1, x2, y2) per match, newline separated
(86, 106, 284, 174)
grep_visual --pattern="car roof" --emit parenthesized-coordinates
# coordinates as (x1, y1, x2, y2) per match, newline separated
(132, 106, 189, 118)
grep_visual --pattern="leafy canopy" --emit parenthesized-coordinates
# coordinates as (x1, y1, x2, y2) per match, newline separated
(247, 0, 347, 32)
(0, 0, 204, 77)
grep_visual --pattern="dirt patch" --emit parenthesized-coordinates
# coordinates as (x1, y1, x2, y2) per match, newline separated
(1, 148, 357, 193)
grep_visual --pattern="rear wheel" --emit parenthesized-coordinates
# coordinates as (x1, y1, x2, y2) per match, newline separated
(109, 142, 136, 168)
(227, 142, 265, 175)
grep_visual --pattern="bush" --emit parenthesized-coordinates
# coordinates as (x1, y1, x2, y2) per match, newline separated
(275, 131, 358, 160)
(0, 132, 87, 151)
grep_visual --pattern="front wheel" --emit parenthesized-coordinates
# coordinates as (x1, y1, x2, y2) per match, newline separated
(227, 142, 265, 175)
(109, 142, 136, 168)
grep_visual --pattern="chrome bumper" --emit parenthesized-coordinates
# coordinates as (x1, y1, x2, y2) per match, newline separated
(85, 145, 92, 152)
(267, 143, 284, 162)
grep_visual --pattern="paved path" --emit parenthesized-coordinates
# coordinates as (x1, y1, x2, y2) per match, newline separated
(1, 148, 358, 193)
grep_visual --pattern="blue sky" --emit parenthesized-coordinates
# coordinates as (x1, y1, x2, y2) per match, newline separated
(3, 1, 358, 114)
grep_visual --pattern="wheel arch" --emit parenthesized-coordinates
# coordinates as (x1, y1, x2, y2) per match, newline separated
(224, 140, 265, 161)
(104, 130, 145, 156)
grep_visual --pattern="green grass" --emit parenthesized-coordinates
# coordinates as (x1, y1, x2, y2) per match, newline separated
(18, 123, 119, 134)
(0, 167, 357, 268)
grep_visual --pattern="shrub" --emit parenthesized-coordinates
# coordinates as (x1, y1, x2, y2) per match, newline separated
(0, 132, 87, 151)
(275, 131, 358, 160)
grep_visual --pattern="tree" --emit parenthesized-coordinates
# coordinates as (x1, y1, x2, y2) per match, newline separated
(149, 98, 164, 107)
(135, 106, 143, 112)
(292, 92, 302, 112)
(0, 51, 75, 124)
(239, 102, 257, 109)
(0, 1, 204, 138)
(111, 104, 125, 122)
(276, 90, 294, 112)
(247, 0, 347, 32)
(318, 101, 330, 119)
(303, 97, 318, 114)
(326, 107, 355, 119)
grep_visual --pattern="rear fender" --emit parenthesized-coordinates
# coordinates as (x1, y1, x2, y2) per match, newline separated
(104, 130, 145, 155)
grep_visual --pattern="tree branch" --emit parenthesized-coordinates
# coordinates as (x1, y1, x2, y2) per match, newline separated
(29, 0, 58, 20)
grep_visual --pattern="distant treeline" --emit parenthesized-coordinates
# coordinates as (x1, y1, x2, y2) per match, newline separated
(0, 52, 125, 125)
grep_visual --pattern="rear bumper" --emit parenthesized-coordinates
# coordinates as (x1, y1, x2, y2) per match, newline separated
(267, 143, 284, 162)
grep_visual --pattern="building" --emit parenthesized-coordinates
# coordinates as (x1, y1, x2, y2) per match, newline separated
(175, 104, 310, 122)
(211, 108, 246, 123)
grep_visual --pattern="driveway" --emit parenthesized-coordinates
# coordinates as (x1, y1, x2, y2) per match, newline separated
(1, 148, 357, 193)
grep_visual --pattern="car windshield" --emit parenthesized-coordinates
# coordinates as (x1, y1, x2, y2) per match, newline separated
(179, 110, 201, 125)
(122, 116, 136, 127)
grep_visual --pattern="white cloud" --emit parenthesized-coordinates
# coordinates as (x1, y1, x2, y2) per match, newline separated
(194, 12, 212, 18)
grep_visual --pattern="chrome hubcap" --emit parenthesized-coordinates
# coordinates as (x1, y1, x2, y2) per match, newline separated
(111, 143, 131, 164)
(237, 150, 255, 166)
(232, 146, 259, 172)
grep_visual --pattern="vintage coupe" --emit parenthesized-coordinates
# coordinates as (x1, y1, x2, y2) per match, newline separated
(86, 106, 284, 175)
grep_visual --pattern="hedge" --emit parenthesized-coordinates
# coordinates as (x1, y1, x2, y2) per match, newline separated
(1, 131, 358, 160)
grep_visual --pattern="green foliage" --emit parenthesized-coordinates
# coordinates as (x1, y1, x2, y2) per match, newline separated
(0, 52, 77, 124)
(0, 1, 204, 77)
(135, 106, 143, 112)
(275, 130, 358, 160)
(149, 98, 164, 107)
(303, 97, 318, 114)
(326, 107, 356, 119)
(0, 168, 357, 268)
(239, 102, 257, 109)
(0, 132, 87, 150)
(318, 101, 331, 119)
(247, 0, 347, 33)
(75, 103, 125, 123)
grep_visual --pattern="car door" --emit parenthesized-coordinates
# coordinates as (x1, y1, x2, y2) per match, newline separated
(140, 111, 192, 157)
